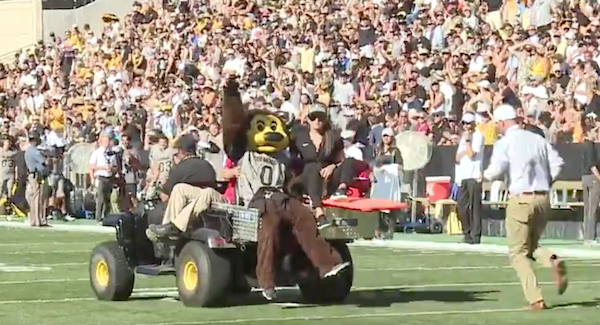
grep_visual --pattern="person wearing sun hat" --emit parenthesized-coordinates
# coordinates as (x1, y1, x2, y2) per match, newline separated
(484, 104, 568, 310)
(455, 112, 485, 245)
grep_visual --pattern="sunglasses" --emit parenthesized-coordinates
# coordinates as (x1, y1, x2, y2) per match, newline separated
(308, 113, 326, 121)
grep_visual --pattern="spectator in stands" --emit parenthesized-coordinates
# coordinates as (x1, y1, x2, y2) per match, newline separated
(3, 0, 600, 229)
(373, 128, 403, 167)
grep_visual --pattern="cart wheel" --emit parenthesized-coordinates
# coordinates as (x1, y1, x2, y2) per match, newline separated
(89, 241, 135, 301)
(430, 221, 443, 234)
(298, 242, 353, 304)
(176, 241, 231, 307)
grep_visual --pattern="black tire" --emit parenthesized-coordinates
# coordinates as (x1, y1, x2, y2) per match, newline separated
(89, 241, 135, 301)
(298, 242, 354, 304)
(176, 241, 232, 307)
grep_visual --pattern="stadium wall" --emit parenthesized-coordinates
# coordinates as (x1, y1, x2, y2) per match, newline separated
(42, 0, 138, 42)
(0, 0, 43, 64)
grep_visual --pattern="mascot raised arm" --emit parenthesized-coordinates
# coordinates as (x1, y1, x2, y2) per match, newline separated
(221, 79, 349, 301)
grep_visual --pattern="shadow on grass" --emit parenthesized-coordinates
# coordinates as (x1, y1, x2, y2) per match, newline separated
(551, 298, 600, 309)
(342, 289, 498, 307)
(270, 288, 498, 309)
(126, 288, 498, 308)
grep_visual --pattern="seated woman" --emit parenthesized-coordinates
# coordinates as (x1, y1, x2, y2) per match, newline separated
(373, 128, 403, 167)
(291, 105, 365, 224)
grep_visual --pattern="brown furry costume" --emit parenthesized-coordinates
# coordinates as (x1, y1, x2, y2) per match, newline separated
(221, 80, 342, 291)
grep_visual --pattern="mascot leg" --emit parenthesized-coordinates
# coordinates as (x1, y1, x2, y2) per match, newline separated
(256, 200, 282, 300)
(283, 198, 348, 277)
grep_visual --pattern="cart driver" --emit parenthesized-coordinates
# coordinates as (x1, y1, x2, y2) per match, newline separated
(145, 134, 223, 239)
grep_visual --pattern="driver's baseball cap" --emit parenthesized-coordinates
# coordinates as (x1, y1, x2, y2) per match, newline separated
(174, 134, 197, 153)
(493, 104, 517, 122)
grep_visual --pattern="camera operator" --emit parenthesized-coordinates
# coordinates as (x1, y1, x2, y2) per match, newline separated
(24, 132, 49, 227)
(89, 132, 118, 222)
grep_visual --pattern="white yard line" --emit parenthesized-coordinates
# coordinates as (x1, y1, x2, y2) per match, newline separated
(358, 263, 600, 272)
(0, 242, 93, 247)
(353, 240, 600, 259)
(136, 305, 587, 325)
(2, 279, 600, 295)
(0, 250, 89, 255)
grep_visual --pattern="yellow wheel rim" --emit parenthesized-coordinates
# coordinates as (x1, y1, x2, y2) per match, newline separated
(95, 260, 109, 287)
(183, 261, 198, 291)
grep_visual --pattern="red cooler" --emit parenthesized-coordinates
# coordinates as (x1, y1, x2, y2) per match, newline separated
(425, 176, 452, 203)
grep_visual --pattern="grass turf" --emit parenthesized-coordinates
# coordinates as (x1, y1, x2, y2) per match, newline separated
(0, 228, 598, 325)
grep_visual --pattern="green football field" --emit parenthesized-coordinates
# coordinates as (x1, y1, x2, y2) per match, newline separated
(0, 227, 599, 325)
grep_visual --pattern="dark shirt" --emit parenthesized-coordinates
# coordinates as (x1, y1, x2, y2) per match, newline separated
(15, 150, 27, 180)
(524, 124, 545, 138)
(486, 0, 502, 11)
(582, 140, 599, 176)
(291, 126, 343, 165)
(585, 93, 600, 117)
(502, 88, 521, 108)
(162, 156, 217, 195)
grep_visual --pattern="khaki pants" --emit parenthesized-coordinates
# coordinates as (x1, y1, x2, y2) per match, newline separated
(26, 175, 47, 227)
(162, 184, 226, 232)
(506, 193, 554, 304)
(486, 10, 503, 31)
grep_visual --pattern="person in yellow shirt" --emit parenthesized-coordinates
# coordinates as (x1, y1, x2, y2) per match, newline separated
(48, 101, 65, 131)
(530, 46, 551, 80)
(476, 103, 497, 145)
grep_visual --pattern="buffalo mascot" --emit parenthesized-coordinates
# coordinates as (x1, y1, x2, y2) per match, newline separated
(221, 79, 349, 301)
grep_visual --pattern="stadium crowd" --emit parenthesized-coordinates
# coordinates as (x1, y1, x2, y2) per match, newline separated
(1, 0, 600, 222)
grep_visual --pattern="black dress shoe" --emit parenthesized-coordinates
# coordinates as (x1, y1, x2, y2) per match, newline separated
(148, 223, 181, 237)
(317, 216, 332, 230)
(461, 237, 474, 244)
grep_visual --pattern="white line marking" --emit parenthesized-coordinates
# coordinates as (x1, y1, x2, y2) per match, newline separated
(0, 278, 88, 285)
(137, 306, 588, 325)
(0, 291, 180, 305)
(353, 239, 600, 259)
(0, 263, 51, 272)
(358, 263, 600, 272)
(0, 242, 93, 247)
(0, 250, 88, 255)
(34, 262, 87, 267)
(1, 280, 600, 306)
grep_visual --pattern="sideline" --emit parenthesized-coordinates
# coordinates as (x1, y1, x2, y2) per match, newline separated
(2, 220, 600, 259)
(353, 239, 600, 259)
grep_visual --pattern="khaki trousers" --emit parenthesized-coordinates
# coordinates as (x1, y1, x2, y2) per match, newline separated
(161, 184, 226, 232)
(26, 175, 47, 227)
(506, 193, 554, 304)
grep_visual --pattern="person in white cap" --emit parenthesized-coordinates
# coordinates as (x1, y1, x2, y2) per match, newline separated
(483, 104, 568, 310)
(454, 112, 485, 244)
(341, 129, 363, 161)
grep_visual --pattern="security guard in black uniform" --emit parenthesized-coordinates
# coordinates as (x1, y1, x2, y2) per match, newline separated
(151, 134, 218, 237)
(24, 132, 49, 227)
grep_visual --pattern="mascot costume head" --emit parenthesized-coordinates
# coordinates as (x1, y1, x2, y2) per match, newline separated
(222, 79, 290, 161)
